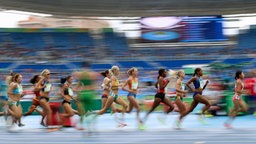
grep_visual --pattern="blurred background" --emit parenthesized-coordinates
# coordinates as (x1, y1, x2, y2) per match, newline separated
(0, 0, 256, 118)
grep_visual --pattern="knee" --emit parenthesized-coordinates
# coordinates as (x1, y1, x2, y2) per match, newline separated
(128, 106, 140, 113)
(165, 105, 174, 114)
(241, 107, 248, 112)
(245, 106, 248, 111)
(206, 103, 211, 108)
(169, 105, 174, 111)
(111, 108, 116, 113)
(187, 108, 193, 113)
(126, 109, 132, 113)
(13, 114, 19, 120)
(233, 108, 239, 112)
(15, 112, 22, 119)
(180, 111, 186, 117)
(104, 105, 110, 111)
(123, 104, 128, 109)
(101, 108, 107, 114)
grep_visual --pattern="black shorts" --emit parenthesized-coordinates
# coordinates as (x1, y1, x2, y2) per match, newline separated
(62, 100, 71, 105)
(101, 94, 108, 99)
(155, 92, 165, 102)
(39, 96, 49, 102)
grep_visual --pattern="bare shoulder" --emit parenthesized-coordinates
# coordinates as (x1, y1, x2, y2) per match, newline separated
(236, 79, 243, 85)
(111, 75, 116, 81)
(9, 82, 17, 88)
(176, 79, 181, 84)
(188, 76, 196, 82)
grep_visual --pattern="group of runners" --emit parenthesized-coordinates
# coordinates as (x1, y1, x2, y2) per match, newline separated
(0, 66, 248, 131)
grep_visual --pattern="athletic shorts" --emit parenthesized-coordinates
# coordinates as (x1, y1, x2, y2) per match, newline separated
(101, 94, 108, 99)
(62, 100, 71, 105)
(155, 92, 165, 102)
(110, 92, 118, 101)
(127, 92, 136, 98)
(233, 94, 241, 100)
(39, 96, 49, 102)
(8, 101, 20, 107)
(193, 92, 202, 98)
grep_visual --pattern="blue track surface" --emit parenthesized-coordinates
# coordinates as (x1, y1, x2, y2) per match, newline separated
(0, 112, 256, 144)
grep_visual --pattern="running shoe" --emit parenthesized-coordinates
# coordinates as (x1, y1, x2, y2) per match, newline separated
(197, 115, 208, 125)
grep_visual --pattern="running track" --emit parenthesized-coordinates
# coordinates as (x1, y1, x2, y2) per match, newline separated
(0, 112, 256, 144)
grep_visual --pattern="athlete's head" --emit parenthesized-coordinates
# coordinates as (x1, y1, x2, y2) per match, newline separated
(100, 70, 110, 78)
(155, 68, 167, 88)
(13, 73, 22, 84)
(177, 70, 185, 79)
(61, 75, 73, 85)
(110, 66, 119, 76)
(30, 75, 41, 84)
(127, 67, 138, 76)
(235, 70, 244, 80)
(41, 69, 51, 78)
(158, 68, 167, 78)
(193, 68, 203, 77)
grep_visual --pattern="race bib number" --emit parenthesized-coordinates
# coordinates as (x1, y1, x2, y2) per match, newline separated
(18, 86, 23, 94)
(68, 88, 74, 96)
(44, 83, 52, 92)
(200, 80, 204, 89)
(234, 94, 241, 100)
(181, 83, 185, 91)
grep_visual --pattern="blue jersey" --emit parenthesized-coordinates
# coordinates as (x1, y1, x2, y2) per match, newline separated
(193, 76, 201, 89)
(192, 76, 204, 98)
(13, 84, 23, 94)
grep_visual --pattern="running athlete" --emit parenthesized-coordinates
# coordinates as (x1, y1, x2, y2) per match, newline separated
(122, 67, 144, 128)
(97, 66, 128, 127)
(100, 70, 121, 114)
(174, 70, 188, 128)
(73, 69, 98, 131)
(182, 68, 210, 123)
(36, 69, 54, 129)
(60, 75, 80, 123)
(23, 75, 45, 126)
(0, 70, 14, 121)
(7, 73, 25, 127)
(224, 70, 248, 128)
(143, 68, 174, 122)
